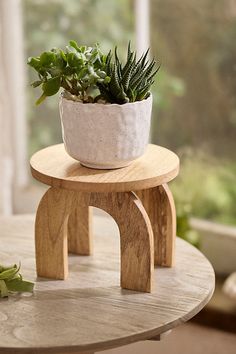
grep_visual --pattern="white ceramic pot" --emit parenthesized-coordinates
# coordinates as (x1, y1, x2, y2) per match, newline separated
(59, 94, 152, 169)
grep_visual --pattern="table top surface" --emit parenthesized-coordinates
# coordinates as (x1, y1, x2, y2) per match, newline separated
(0, 214, 214, 354)
(30, 144, 179, 192)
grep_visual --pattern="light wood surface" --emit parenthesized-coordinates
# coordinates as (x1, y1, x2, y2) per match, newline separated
(30, 144, 179, 193)
(136, 184, 176, 267)
(68, 206, 93, 255)
(0, 215, 215, 354)
(35, 188, 154, 292)
(35, 187, 71, 279)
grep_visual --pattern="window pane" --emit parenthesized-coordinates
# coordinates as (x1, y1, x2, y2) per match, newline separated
(150, 0, 236, 225)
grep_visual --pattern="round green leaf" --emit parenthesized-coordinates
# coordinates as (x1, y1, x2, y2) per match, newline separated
(40, 51, 55, 66)
(27, 57, 41, 71)
(42, 76, 61, 96)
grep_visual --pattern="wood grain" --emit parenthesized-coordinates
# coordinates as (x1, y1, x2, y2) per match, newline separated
(35, 187, 72, 279)
(148, 330, 172, 341)
(0, 215, 215, 354)
(30, 144, 179, 193)
(35, 188, 153, 292)
(88, 192, 154, 292)
(136, 184, 176, 266)
(68, 206, 93, 255)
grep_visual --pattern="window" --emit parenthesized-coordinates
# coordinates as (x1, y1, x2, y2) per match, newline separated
(150, 0, 236, 226)
(1, 0, 236, 229)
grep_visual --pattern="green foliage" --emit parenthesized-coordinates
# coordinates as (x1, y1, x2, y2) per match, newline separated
(28, 41, 159, 105)
(0, 264, 34, 298)
(176, 203, 200, 248)
(28, 41, 110, 104)
(171, 153, 236, 226)
(98, 43, 159, 104)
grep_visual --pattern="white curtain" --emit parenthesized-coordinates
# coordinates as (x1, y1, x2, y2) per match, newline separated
(0, 0, 27, 215)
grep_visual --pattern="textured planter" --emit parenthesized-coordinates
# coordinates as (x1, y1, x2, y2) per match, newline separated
(59, 94, 153, 169)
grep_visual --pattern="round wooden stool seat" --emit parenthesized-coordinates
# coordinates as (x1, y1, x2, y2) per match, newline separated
(0, 215, 215, 354)
(30, 144, 179, 193)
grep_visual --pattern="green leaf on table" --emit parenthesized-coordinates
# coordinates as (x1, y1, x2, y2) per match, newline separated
(0, 280, 8, 298)
(0, 263, 34, 298)
(5, 279, 34, 293)
(0, 264, 19, 280)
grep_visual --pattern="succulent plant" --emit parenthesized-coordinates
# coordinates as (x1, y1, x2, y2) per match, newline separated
(97, 42, 159, 104)
(28, 40, 110, 104)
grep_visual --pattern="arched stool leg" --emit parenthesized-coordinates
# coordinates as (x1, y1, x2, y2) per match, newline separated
(136, 184, 176, 267)
(89, 192, 154, 292)
(35, 187, 77, 279)
(68, 206, 93, 255)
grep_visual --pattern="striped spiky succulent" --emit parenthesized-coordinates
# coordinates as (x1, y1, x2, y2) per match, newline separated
(98, 43, 159, 104)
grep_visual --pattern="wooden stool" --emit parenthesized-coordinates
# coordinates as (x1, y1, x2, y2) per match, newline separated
(0, 215, 215, 354)
(30, 144, 179, 292)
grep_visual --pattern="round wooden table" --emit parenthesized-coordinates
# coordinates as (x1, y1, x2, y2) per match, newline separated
(0, 215, 215, 354)
(30, 144, 180, 292)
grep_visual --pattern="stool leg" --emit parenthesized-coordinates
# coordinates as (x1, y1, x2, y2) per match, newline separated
(68, 206, 93, 255)
(35, 187, 76, 279)
(136, 184, 176, 267)
(90, 192, 154, 292)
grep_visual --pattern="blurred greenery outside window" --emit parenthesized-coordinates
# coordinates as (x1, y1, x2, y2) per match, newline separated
(23, 0, 236, 227)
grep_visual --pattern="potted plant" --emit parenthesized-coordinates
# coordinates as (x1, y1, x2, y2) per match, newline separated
(28, 41, 159, 169)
